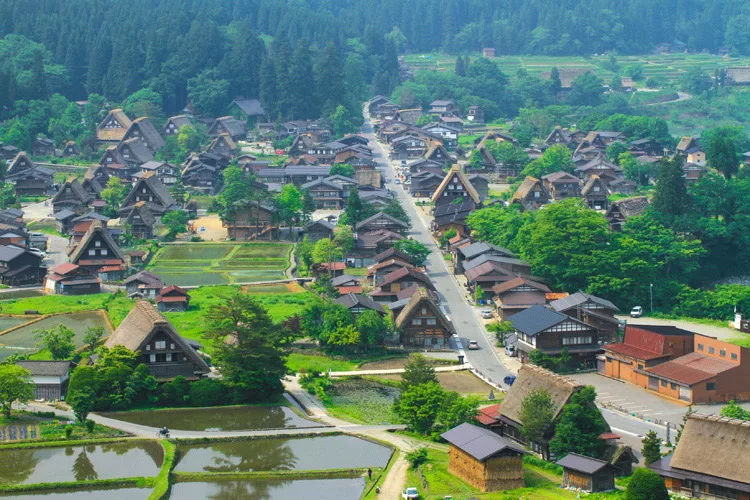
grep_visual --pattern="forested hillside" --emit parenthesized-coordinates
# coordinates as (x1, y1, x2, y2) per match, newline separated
(0, 0, 748, 112)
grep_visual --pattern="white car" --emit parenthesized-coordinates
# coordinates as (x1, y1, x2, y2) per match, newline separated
(402, 487, 419, 499)
(467, 340, 479, 350)
(480, 309, 493, 319)
(630, 306, 643, 318)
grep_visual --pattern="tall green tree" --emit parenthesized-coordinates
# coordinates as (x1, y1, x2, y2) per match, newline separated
(549, 386, 608, 459)
(651, 156, 689, 218)
(702, 126, 746, 179)
(0, 365, 33, 418)
(401, 353, 438, 389)
(641, 430, 663, 465)
(519, 388, 555, 445)
(36, 324, 76, 360)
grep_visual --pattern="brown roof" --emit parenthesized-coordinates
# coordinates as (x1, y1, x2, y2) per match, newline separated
(646, 351, 738, 386)
(395, 288, 454, 333)
(492, 277, 550, 295)
(669, 413, 750, 485)
(608, 196, 649, 218)
(431, 165, 481, 204)
(367, 259, 414, 275)
(96, 109, 133, 142)
(104, 301, 209, 373)
(69, 220, 125, 264)
(512, 176, 547, 201)
(380, 266, 432, 288)
(498, 364, 582, 425)
(726, 67, 750, 84)
(581, 175, 609, 196)
(464, 261, 513, 282)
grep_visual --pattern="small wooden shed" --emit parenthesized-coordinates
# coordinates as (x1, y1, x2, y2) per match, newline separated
(556, 453, 616, 492)
(441, 423, 525, 492)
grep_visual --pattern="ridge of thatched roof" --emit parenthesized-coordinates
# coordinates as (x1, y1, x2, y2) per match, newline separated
(395, 287, 454, 333)
(69, 219, 125, 263)
(129, 117, 165, 151)
(52, 178, 91, 205)
(669, 413, 750, 485)
(498, 364, 582, 425)
(512, 176, 546, 201)
(581, 175, 609, 196)
(609, 196, 649, 218)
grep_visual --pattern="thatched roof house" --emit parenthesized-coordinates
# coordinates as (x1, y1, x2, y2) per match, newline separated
(650, 414, 750, 497)
(104, 300, 210, 380)
(395, 287, 454, 348)
(441, 423, 525, 492)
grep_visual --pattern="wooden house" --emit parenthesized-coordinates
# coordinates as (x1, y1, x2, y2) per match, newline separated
(432, 200, 476, 238)
(511, 177, 550, 210)
(490, 365, 604, 459)
(441, 423, 525, 492)
(649, 414, 750, 500)
(124, 270, 164, 299)
(181, 156, 219, 193)
(68, 220, 126, 280)
(395, 288, 454, 348)
(602, 325, 695, 386)
(355, 212, 409, 235)
(575, 155, 622, 181)
(140, 161, 179, 187)
(208, 116, 246, 140)
(105, 301, 210, 380)
(163, 115, 192, 136)
(62, 141, 79, 157)
(582, 175, 610, 210)
(301, 178, 345, 209)
(367, 259, 415, 286)
(606, 197, 648, 231)
(644, 334, 750, 404)
(156, 285, 190, 312)
(541, 171, 582, 200)
(32, 137, 56, 157)
(410, 172, 445, 198)
(51, 179, 91, 214)
(230, 98, 266, 122)
(96, 108, 133, 145)
(208, 133, 238, 158)
(368, 95, 394, 115)
(465, 260, 526, 295)
(0, 245, 46, 286)
(53, 209, 77, 234)
(510, 305, 601, 367)
(725, 67, 750, 86)
(372, 247, 417, 267)
(122, 117, 165, 153)
(429, 100, 459, 117)
(372, 267, 433, 302)
(390, 134, 429, 160)
(492, 278, 551, 320)
(556, 454, 616, 492)
(455, 242, 516, 274)
(44, 263, 101, 295)
(121, 202, 157, 240)
(335, 293, 387, 318)
(5, 152, 53, 196)
(544, 127, 576, 148)
(550, 291, 620, 343)
(120, 172, 179, 216)
(467, 106, 484, 123)
(16, 361, 70, 401)
(304, 219, 335, 242)
(431, 165, 482, 208)
(422, 124, 459, 149)
(468, 174, 489, 203)
(223, 201, 278, 240)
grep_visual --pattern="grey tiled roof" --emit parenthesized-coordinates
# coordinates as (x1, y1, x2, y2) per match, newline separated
(441, 423, 525, 461)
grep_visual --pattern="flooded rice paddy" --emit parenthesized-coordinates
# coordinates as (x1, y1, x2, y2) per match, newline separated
(168, 477, 366, 499)
(0, 487, 151, 499)
(174, 434, 392, 473)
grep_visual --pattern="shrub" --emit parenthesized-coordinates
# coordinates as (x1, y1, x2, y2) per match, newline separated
(160, 376, 191, 406)
(188, 378, 226, 407)
(64, 425, 74, 438)
(626, 468, 669, 500)
(85, 419, 95, 433)
(405, 447, 428, 469)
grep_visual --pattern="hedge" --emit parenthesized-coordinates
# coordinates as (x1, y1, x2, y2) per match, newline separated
(148, 439, 177, 500)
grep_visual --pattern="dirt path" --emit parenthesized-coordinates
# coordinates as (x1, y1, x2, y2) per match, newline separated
(377, 454, 408, 499)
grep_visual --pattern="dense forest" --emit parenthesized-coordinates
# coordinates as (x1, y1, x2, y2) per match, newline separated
(0, 0, 748, 114)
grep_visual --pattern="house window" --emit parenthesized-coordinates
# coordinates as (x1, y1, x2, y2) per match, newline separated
(145, 345, 150, 351)
(170, 343, 175, 350)
(534, 191, 540, 198)
(95, 240, 101, 247)
(101, 249, 108, 256)
(637, 364, 644, 370)
(421, 308, 427, 314)
(166, 353, 172, 362)
(670, 383, 677, 390)
(706, 382, 716, 391)
(426, 318, 436, 325)
(708, 346, 715, 354)
(155, 340, 166, 349)
(412, 319, 422, 326)
(720, 349, 726, 357)
(731, 353, 738, 360)
(697, 344, 704, 351)
(594, 186, 600, 192)
(149, 354, 156, 363)
(88, 249, 95, 256)
(661, 379, 668, 387)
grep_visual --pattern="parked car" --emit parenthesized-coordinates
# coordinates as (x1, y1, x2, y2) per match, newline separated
(480, 309, 493, 319)
(467, 340, 479, 350)
(630, 306, 643, 318)
(505, 345, 515, 357)
(503, 375, 517, 386)
(395, 179, 401, 184)
(402, 487, 419, 499)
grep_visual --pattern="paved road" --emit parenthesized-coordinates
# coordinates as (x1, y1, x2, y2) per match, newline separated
(361, 112, 513, 390)
(45, 234, 68, 268)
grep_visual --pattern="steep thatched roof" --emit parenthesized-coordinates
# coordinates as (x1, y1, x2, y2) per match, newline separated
(669, 413, 750, 484)
(105, 301, 210, 375)
(395, 287, 455, 333)
(431, 164, 481, 204)
(498, 364, 582, 425)
(69, 219, 125, 263)
(512, 176, 546, 201)
(608, 196, 649, 218)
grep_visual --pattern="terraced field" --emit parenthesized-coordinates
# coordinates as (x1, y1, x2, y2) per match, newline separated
(148, 242, 292, 286)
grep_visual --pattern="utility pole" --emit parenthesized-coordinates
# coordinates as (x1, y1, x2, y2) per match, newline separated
(650, 283, 654, 313)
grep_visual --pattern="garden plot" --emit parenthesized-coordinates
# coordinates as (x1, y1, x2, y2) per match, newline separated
(0, 311, 112, 361)
(148, 243, 292, 286)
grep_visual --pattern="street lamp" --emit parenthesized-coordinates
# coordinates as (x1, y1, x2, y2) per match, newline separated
(650, 283, 654, 313)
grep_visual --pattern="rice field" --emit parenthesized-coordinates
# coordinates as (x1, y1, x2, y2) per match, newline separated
(148, 242, 292, 286)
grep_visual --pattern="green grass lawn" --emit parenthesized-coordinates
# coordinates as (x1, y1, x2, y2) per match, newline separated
(286, 353, 360, 373)
(405, 448, 624, 499)
(344, 267, 368, 277)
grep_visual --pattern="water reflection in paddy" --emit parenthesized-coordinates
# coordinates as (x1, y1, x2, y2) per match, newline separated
(102, 405, 322, 431)
(175, 435, 392, 473)
(169, 477, 366, 500)
(0, 441, 163, 485)
(0, 487, 151, 499)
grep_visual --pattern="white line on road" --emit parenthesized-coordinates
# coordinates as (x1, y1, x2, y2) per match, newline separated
(610, 427, 643, 438)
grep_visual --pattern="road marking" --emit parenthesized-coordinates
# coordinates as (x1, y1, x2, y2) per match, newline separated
(610, 426, 642, 438)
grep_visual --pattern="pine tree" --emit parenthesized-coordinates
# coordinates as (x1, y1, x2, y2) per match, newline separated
(316, 42, 344, 116)
(259, 56, 278, 120)
(550, 67, 562, 93)
(641, 430, 662, 465)
(455, 55, 466, 76)
(652, 156, 689, 217)
(289, 39, 317, 119)
(29, 50, 48, 100)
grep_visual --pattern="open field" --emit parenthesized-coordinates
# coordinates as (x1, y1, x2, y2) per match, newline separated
(403, 52, 750, 87)
(148, 242, 292, 286)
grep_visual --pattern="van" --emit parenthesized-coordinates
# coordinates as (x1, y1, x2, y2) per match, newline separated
(630, 306, 643, 318)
